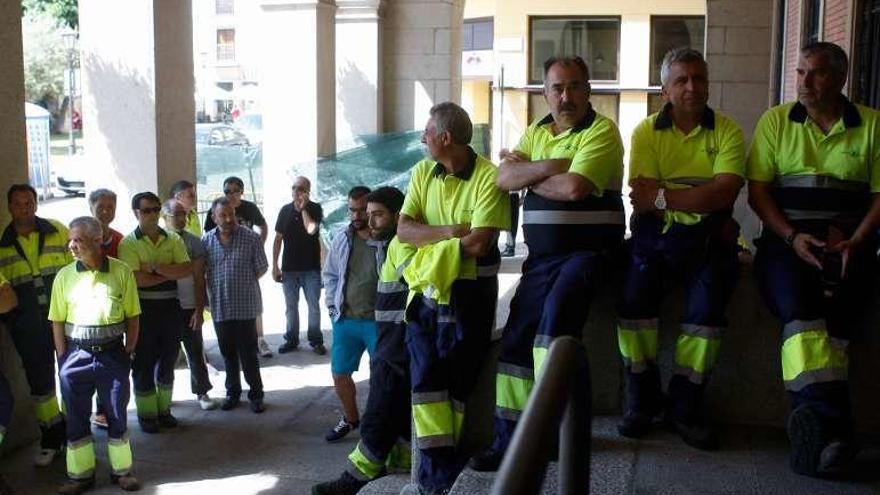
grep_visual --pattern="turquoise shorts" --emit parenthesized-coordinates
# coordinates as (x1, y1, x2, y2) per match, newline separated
(331, 318, 378, 375)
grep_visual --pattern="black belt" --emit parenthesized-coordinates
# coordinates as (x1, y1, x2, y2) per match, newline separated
(67, 337, 124, 353)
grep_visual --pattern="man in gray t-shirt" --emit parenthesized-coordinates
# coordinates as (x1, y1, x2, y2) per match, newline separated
(162, 199, 217, 411)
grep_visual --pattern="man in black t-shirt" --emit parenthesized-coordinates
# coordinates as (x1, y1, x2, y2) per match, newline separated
(204, 176, 268, 240)
(273, 176, 326, 355)
(205, 176, 273, 357)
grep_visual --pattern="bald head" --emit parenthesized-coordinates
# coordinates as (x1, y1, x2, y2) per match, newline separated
(293, 176, 311, 192)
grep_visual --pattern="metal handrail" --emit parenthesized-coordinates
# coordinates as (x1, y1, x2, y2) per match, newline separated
(491, 336, 591, 495)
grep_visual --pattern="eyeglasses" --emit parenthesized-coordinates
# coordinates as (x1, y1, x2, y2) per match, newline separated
(224, 189, 242, 196)
(139, 207, 161, 214)
(292, 185, 309, 193)
(165, 211, 187, 218)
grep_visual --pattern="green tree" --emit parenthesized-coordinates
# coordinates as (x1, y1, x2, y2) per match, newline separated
(22, 0, 78, 30)
(22, 9, 71, 121)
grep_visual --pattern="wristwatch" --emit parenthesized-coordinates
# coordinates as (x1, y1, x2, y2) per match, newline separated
(784, 230, 800, 247)
(653, 188, 667, 211)
(149, 263, 159, 276)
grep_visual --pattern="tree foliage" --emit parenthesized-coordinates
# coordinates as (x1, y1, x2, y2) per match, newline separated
(22, 0, 78, 30)
(22, 9, 70, 110)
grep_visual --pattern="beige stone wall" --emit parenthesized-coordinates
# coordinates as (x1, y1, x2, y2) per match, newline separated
(0, 3, 39, 454)
(155, 0, 197, 199)
(383, 0, 465, 131)
(706, 0, 773, 138)
(79, 0, 195, 208)
(0, 0, 30, 224)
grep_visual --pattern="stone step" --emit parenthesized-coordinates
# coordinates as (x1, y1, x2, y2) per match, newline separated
(357, 474, 410, 495)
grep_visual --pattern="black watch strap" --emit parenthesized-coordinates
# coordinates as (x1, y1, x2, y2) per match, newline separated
(784, 230, 799, 246)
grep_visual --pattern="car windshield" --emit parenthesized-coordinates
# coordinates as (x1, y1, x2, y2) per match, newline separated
(235, 114, 262, 130)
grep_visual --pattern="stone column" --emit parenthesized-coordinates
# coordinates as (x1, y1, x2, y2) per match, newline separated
(0, 1, 41, 456)
(383, 0, 465, 132)
(336, 0, 383, 149)
(259, 0, 336, 221)
(79, 0, 195, 219)
(706, 0, 773, 249)
(0, 0, 30, 222)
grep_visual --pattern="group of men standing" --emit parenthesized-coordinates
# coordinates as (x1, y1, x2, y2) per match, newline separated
(0, 175, 312, 494)
(311, 40, 879, 495)
(0, 38, 875, 495)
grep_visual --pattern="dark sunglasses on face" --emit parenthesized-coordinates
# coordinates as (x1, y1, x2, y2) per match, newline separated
(224, 189, 242, 196)
(140, 206, 161, 214)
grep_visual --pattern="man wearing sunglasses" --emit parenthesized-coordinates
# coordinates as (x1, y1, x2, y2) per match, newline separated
(118, 192, 192, 433)
(203, 177, 267, 240)
(204, 177, 272, 357)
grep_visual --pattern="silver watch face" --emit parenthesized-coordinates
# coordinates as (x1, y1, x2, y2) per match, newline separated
(654, 190, 666, 210)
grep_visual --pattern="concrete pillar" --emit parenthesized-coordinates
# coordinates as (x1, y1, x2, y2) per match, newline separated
(706, 0, 773, 247)
(79, 0, 195, 223)
(336, 0, 383, 149)
(0, 0, 30, 224)
(259, 0, 336, 220)
(383, 0, 464, 132)
(0, 1, 41, 456)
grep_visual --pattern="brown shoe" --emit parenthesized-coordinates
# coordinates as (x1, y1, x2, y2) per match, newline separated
(112, 474, 141, 492)
(57, 478, 95, 495)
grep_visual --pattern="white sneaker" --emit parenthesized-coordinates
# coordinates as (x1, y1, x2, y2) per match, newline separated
(198, 394, 219, 411)
(34, 448, 58, 467)
(258, 338, 273, 358)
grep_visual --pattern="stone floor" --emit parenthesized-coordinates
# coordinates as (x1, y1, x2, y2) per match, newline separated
(4, 237, 880, 494)
(7, 343, 880, 495)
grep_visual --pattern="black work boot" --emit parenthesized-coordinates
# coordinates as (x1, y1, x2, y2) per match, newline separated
(787, 404, 828, 477)
(468, 448, 504, 472)
(311, 472, 368, 495)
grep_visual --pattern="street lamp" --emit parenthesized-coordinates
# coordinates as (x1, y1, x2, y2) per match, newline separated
(61, 28, 78, 156)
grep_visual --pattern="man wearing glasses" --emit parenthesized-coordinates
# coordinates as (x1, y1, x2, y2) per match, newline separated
(168, 180, 202, 237)
(161, 199, 217, 411)
(118, 192, 192, 433)
(204, 176, 272, 357)
(273, 176, 326, 355)
(203, 176, 267, 240)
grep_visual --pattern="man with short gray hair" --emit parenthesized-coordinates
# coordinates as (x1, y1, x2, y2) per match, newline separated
(88, 189, 123, 258)
(51, 216, 142, 493)
(747, 41, 880, 477)
(87, 188, 124, 430)
(398, 101, 509, 493)
(618, 47, 745, 449)
(161, 199, 217, 411)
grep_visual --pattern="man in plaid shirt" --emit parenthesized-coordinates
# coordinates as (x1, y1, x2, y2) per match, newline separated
(203, 196, 268, 413)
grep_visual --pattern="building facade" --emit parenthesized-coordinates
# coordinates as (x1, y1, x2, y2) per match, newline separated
(460, 0, 707, 162)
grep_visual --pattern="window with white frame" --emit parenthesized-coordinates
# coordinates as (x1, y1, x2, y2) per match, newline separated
(216, 29, 235, 62)
(463, 18, 493, 51)
(649, 16, 706, 86)
(803, 0, 823, 45)
(529, 17, 621, 84)
(216, 0, 234, 15)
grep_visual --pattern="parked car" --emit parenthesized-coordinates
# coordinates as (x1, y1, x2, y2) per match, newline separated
(53, 159, 86, 196)
(195, 123, 262, 211)
(233, 113, 262, 145)
(196, 123, 251, 147)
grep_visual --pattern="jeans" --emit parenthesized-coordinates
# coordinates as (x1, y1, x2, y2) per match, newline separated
(281, 270, 323, 346)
